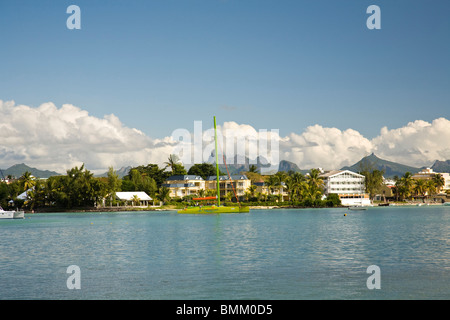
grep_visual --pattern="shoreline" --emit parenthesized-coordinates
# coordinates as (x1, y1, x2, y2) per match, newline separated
(23, 201, 447, 214)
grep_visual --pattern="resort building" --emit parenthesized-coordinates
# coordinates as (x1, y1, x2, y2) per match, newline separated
(115, 191, 152, 207)
(162, 175, 205, 198)
(412, 168, 450, 193)
(319, 170, 370, 206)
(206, 175, 251, 200)
(253, 181, 289, 201)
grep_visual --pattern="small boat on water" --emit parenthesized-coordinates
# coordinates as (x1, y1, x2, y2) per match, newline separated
(0, 206, 25, 219)
(443, 202, 450, 206)
(348, 205, 367, 211)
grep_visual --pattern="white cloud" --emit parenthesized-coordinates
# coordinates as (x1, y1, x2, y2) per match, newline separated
(1, 100, 449, 174)
(372, 118, 450, 167)
(281, 125, 373, 170)
(0, 100, 173, 173)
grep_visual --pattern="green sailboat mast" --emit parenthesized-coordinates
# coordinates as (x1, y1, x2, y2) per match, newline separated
(214, 116, 221, 207)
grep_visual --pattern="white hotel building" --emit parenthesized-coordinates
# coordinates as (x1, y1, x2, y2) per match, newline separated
(320, 170, 371, 206)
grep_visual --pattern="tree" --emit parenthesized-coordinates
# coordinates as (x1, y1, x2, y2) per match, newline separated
(425, 180, 436, 201)
(413, 179, 426, 200)
(432, 174, 445, 194)
(131, 194, 141, 206)
(247, 185, 257, 198)
(248, 164, 259, 173)
(19, 171, 36, 192)
(305, 169, 324, 201)
(188, 163, 224, 180)
(164, 154, 181, 173)
(156, 186, 171, 204)
(125, 164, 168, 188)
(395, 172, 414, 200)
(107, 166, 122, 206)
(360, 169, 384, 200)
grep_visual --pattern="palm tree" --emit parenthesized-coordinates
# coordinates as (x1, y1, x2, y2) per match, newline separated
(248, 164, 259, 173)
(164, 154, 181, 173)
(306, 169, 324, 199)
(156, 186, 171, 205)
(396, 172, 414, 200)
(20, 171, 36, 192)
(413, 179, 426, 201)
(131, 194, 140, 206)
(290, 172, 306, 202)
(197, 188, 205, 198)
(247, 185, 257, 198)
(265, 175, 278, 195)
(425, 180, 436, 201)
(225, 191, 233, 202)
(432, 174, 445, 194)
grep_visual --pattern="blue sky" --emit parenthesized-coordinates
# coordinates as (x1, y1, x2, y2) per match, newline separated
(1, 0, 449, 140)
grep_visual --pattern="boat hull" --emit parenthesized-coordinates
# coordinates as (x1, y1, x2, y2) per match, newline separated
(348, 206, 367, 211)
(178, 205, 249, 214)
(0, 211, 14, 219)
(0, 210, 25, 219)
(13, 211, 25, 219)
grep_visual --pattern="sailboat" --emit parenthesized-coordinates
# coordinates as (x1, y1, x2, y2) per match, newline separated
(178, 117, 250, 214)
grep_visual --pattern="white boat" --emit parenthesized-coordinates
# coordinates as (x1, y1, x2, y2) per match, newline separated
(13, 211, 25, 219)
(0, 209, 14, 219)
(0, 206, 25, 219)
(443, 202, 450, 206)
(348, 205, 367, 211)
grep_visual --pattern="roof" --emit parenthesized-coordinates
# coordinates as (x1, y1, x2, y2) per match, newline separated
(162, 183, 197, 188)
(165, 175, 204, 181)
(319, 170, 364, 179)
(207, 175, 249, 181)
(115, 192, 152, 201)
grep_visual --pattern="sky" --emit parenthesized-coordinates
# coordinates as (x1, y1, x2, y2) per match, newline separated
(0, 0, 449, 173)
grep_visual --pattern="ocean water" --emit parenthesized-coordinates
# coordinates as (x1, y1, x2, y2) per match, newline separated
(0, 206, 449, 300)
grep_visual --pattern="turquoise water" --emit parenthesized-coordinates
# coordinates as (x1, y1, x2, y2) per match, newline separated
(0, 206, 449, 300)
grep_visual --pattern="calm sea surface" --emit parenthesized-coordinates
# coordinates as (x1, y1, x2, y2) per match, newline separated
(0, 206, 449, 300)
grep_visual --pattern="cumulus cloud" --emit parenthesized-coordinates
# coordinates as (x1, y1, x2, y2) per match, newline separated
(0, 100, 174, 173)
(372, 118, 450, 167)
(1, 100, 449, 174)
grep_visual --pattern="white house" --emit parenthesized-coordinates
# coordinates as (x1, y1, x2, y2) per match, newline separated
(320, 170, 371, 206)
(115, 191, 152, 207)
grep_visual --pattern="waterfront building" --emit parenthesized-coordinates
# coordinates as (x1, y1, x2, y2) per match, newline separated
(412, 168, 450, 193)
(115, 191, 152, 207)
(319, 170, 370, 206)
(206, 175, 251, 200)
(253, 181, 289, 201)
(162, 175, 205, 198)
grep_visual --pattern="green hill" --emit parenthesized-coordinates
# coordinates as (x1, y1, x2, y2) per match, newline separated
(430, 160, 450, 173)
(1, 163, 61, 179)
(341, 153, 421, 178)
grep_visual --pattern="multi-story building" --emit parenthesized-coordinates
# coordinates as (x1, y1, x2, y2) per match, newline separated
(162, 175, 205, 198)
(320, 170, 370, 206)
(253, 181, 289, 201)
(412, 168, 450, 193)
(206, 175, 251, 200)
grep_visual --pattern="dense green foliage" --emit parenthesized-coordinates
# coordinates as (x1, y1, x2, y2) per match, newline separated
(3, 157, 445, 211)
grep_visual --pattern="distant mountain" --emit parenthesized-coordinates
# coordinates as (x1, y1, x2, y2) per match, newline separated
(95, 166, 132, 178)
(430, 160, 450, 173)
(0, 163, 61, 179)
(199, 152, 278, 175)
(341, 153, 421, 178)
(278, 160, 301, 173)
